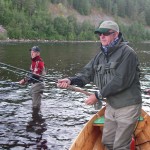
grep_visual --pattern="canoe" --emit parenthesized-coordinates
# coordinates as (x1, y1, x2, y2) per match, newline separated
(69, 106, 150, 150)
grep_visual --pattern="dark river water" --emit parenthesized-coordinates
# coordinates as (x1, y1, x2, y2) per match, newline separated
(0, 42, 150, 150)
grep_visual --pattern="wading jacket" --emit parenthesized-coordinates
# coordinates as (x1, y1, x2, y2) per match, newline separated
(70, 33, 142, 108)
(28, 56, 46, 84)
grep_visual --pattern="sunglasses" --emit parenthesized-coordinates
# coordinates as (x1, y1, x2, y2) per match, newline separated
(98, 32, 115, 36)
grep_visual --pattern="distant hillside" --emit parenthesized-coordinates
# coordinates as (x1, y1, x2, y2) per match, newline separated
(48, 3, 129, 27)
(49, 0, 150, 27)
(0, 0, 150, 42)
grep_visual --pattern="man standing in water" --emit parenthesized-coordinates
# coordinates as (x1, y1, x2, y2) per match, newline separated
(57, 20, 142, 150)
(19, 46, 46, 112)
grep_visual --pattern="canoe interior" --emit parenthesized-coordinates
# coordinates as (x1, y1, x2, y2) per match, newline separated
(134, 109, 150, 150)
(69, 107, 150, 150)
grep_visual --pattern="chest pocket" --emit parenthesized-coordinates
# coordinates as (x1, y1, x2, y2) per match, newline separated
(94, 62, 118, 89)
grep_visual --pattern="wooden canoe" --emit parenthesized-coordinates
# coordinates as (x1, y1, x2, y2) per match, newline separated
(69, 106, 150, 150)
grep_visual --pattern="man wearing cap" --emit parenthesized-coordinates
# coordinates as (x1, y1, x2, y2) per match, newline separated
(57, 20, 142, 150)
(19, 46, 46, 112)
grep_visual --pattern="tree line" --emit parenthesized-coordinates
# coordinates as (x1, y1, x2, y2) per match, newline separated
(52, 0, 150, 26)
(0, 0, 150, 42)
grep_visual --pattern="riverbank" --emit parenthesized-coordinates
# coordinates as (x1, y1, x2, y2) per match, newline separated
(1, 39, 150, 44)
(0, 39, 100, 44)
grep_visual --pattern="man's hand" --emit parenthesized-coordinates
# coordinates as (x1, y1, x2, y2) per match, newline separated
(85, 94, 98, 105)
(19, 79, 26, 85)
(57, 78, 71, 89)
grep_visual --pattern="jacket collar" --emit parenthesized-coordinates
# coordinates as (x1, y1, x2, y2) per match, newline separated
(31, 56, 42, 61)
(101, 32, 127, 56)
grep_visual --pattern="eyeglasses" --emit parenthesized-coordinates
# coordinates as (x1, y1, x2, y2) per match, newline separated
(98, 32, 115, 36)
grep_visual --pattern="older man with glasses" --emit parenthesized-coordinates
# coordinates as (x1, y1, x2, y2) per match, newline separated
(57, 20, 142, 150)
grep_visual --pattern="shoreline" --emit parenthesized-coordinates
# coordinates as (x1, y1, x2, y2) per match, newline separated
(0, 39, 150, 44)
(0, 39, 99, 43)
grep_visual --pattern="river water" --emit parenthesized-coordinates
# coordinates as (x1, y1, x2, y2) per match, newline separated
(0, 42, 150, 150)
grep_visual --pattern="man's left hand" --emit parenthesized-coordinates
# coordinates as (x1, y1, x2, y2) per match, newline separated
(85, 94, 98, 105)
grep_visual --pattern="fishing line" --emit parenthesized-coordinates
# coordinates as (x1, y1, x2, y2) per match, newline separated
(0, 62, 30, 73)
(0, 62, 57, 82)
(0, 66, 43, 83)
(0, 62, 103, 109)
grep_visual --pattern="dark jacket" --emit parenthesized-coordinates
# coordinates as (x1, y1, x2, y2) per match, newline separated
(70, 33, 142, 108)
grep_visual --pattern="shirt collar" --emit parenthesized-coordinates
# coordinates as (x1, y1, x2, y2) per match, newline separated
(32, 56, 41, 61)
(102, 37, 119, 55)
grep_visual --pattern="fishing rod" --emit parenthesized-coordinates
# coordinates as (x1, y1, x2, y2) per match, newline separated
(0, 62, 57, 83)
(0, 62, 103, 107)
(0, 62, 98, 94)
(67, 85, 106, 101)
(0, 66, 44, 83)
(67, 85, 103, 110)
(1, 62, 102, 109)
(67, 85, 92, 96)
(0, 62, 48, 80)
(0, 62, 31, 74)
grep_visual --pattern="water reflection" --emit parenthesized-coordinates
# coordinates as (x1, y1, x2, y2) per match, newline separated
(26, 107, 46, 133)
(26, 107, 48, 149)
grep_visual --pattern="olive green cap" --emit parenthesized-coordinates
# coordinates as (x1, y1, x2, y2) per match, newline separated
(94, 20, 119, 34)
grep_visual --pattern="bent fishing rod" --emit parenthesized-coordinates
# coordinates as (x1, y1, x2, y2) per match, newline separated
(0, 64, 93, 95)
(0, 65, 44, 83)
(0, 62, 57, 83)
(0, 62, 94, 96)
(0, 62, 48, 80)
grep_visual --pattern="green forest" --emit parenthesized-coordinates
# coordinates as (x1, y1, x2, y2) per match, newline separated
(0, 0, 150, 42)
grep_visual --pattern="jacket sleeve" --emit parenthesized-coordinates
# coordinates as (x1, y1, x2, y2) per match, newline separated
(70, 58, 95, 87)
(101, 47, 140, 97)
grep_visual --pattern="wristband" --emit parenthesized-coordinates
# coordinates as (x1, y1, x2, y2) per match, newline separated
(95, 91, 103, 101)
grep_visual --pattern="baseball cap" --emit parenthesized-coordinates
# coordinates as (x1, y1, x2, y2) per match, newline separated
(29, 46, 40, 52)
(94, 20, 119, 34)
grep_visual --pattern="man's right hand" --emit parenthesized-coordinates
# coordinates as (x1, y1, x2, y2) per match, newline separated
(19, 79, 26, 85)
(57, 78, 71, 89)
